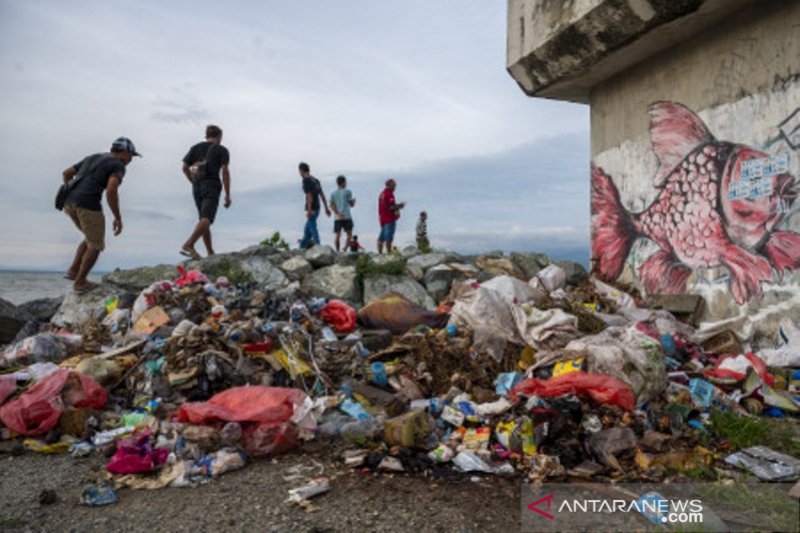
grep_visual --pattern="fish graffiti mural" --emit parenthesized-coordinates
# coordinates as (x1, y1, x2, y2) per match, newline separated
(591, 102, 800, 304)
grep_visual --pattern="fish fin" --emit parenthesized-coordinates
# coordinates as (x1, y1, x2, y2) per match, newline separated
(761, 231, 800, 274)
(720, 245, 772, 304)
(637, 250, 691, 296)
(649, 102, 714, 187)
(591, 163, 635, 280)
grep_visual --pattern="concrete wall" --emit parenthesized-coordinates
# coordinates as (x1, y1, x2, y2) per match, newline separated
(590, 0, 800, 324)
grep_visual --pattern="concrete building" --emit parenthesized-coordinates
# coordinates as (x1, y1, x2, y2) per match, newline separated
(507, 0, 800, 329)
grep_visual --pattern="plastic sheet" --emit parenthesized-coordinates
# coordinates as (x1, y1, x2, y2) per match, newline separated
(1, 332, 83, 369)
(319, 300, 357, 334)
(511, 372, 635, 411)
(0, 369, 107, 435)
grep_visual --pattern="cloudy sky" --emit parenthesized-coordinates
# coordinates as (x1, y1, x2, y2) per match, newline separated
(0, 1, 589, 271)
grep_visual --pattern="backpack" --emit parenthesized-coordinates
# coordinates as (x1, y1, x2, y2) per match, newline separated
(54, 154, 103, 211)
(189, 143, 215, 182)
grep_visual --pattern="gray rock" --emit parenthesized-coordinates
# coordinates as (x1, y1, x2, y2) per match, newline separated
(511, 252, 551, 279)
(370, 254, 405, 268)
(406, 252, 462, 271)
(406, 265, 424, 281)
(335, 253, 360, 267)
(304, 245, 336, 268)
(0, 298, 33, 344)
(280, 256, 313, 282)
(104, 263, 177, 291)
(238, 255, 290, 288)
(401, 246, 421, 259)
(423, 263, 479, 302)
(17, 297, 63, 323)
(555, 260, 589, 286)
(302, 265, 361, 304)
(363, 275, 435, 310)
(51, 284, 120, 327)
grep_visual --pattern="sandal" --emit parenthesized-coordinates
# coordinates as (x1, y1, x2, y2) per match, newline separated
(179, 247, 202, 261)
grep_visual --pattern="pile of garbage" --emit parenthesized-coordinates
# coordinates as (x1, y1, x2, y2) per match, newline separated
(1, 244, 800, 506)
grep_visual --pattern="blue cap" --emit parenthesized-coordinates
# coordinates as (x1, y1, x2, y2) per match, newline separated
(110, 137, 141, 157)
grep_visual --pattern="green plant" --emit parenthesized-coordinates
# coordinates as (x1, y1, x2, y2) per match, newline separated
(214, 258, 254, 286)
(355, 254, 407, 278)
(260, 231, 290, 251)
(709, 409, 800, 456)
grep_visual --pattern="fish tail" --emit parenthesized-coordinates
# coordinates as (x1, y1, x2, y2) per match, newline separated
(591, 163, 636, 280)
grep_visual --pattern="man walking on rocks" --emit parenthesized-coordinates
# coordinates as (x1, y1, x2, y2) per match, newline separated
(377, 178, 405, 254)
(180, 125, 231, 260)
(62, 137, 140, 293)
(299, 162, 331, 249)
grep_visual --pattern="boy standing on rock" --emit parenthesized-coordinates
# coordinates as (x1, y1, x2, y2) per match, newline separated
(62, 137, 140, 293)
(330, 175, 356, 252)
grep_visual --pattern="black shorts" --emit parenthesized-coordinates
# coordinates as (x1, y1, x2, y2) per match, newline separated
(193, 180, 222, 224)
(334, 219, 353, 233)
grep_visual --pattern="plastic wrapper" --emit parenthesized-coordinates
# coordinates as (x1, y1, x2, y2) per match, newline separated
(0, 369, 107, 436)
(287, 477, 330, 504)
(452, 451, 514, 474)
(511, 372, 635, 411)
(0, 375, 15, 405)
(725, 446, 800, 481)
(319, 300, 357, 334)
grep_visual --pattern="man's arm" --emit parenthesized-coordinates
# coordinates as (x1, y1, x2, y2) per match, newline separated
(182, 163, 193, 183)
(106, 176, 123, 235)
(62, 166, 78, 184)
(320, 187, 331, 217)
(222, 165, 231, 208)
(330, 194, 341, 218)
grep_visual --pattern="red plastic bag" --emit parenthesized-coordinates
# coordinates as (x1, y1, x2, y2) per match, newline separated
(320, 300, 357, 334)
(0, 376, 15, 406)
(177, 386, 307, 425)
(177, 386, 308, 456)
(510, 372, 635, 412)
(106, 430, 170, 474)
(0, 369, 107, 436)
(174, 265, 209, 287)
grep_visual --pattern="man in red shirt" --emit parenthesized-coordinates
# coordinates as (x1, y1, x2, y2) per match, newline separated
(377, 178, 405, 254)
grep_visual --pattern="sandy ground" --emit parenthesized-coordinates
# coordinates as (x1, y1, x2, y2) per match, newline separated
(0, 444, 521, 532)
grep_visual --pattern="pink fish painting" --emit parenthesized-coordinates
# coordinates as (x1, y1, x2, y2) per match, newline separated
(592, 102, 800, 304)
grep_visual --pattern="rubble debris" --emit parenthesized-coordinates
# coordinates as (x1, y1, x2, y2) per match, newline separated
(1, 246, 799, 500)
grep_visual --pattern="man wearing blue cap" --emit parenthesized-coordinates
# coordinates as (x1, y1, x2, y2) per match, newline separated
(62, 137, 140, 293)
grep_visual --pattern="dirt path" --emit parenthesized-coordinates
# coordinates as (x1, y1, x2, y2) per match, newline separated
(0, 446, 521, 532)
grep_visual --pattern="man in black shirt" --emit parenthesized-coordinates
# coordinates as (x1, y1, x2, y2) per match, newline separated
(298, 162, 331, 249)
(63, 137, 140, 293)
(180, 124, 231, 259)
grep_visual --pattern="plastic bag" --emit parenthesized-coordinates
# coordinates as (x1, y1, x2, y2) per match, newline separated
(536, 265, 566, 293)
(0, 375, 16, 406)
(706, 353, 775, 385)
(0, 369, 107, 435)
(511, 372, 635, 411)
(174, 265, 209, 288)
(319, 300, 357, 334)
(106, 430, 169, 474)
(1, 332, 83, 369)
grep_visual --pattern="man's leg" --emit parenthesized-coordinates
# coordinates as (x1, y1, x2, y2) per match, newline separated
(183, 218, 211, 254)
(202, 226, 215, 256)
(67, 241, 87, 279)
(334, 229, 341, 252)
(310, 211, 320, 246)
(345, 229, 353, 252)
(74, 248, 100, 290)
